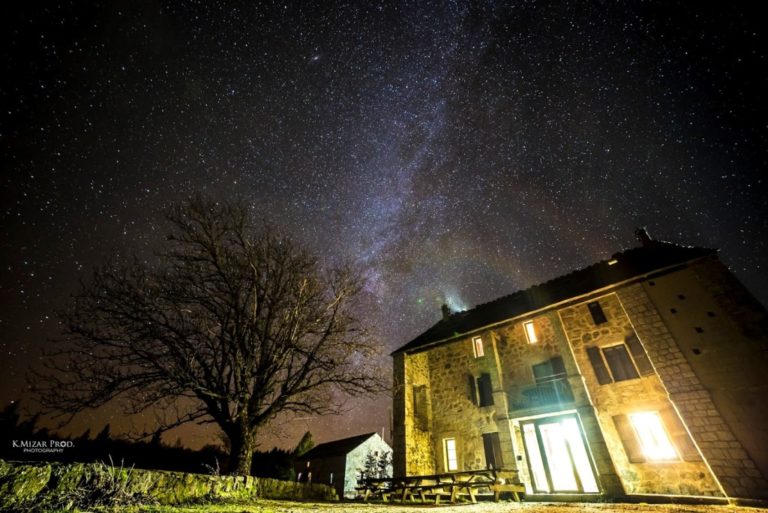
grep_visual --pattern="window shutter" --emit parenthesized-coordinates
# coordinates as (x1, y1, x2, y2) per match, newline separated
(477, 373, 494, 407)
(612, 414, 645, 463)
(625, 334, 654, 376)
(482, 432, 504, 469)
(587, 346, 613, 385)
(659, 407, 701, 461)
(468, 374, 478, 405)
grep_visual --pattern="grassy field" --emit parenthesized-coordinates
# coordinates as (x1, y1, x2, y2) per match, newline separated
(104, 498, 768, 513)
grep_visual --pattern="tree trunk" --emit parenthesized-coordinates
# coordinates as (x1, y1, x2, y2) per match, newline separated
(229, 427, 255, 475)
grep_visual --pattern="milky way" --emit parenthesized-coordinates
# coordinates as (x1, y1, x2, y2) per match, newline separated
(2, 1, 767, 448)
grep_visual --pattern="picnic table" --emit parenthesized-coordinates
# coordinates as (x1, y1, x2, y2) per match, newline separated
(357, 468, 524, 504)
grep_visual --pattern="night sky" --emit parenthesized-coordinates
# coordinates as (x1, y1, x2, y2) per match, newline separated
(2, 1, 767, 449)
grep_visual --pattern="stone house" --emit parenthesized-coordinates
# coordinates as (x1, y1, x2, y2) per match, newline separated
(295, 432, 392, 499)
(392, 230, 768, 502)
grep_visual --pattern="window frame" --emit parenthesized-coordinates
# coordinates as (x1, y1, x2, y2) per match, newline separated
(587, 301, 607, 325)
(628, 411, 680, 462)
(587, 335, 654, 385)
(443, 438, 458, 471)
(472, 336, 484, 358)
(523, 320, 538, 344)
(601, 344, 640, 382)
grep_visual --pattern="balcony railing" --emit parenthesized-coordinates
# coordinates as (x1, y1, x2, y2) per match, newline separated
(508, 377, 574, 411)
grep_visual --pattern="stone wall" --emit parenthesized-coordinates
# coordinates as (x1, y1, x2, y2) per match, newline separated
(392, 351, 435, 476)
(644, 258, 768, 485)
(619, 266, 768, 500)
(496, 310, 622, 497)
(558, 291, 722, 497)
(0, 459, 337, 510)
(426, 329, 505, 472)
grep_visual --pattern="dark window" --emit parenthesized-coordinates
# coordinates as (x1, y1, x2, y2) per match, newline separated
(602, 345, 640, 382)
(695, 327, 704, 333)
(589, 334, 654, 384)
(413, 385, 428, 431)
(707, 311, 716, 318)
(670, 308, 677, 314)
(677, 294, 686, 300)
(482, 432, 504, 469)
(477, 373, 494, 407)
(587, 301, 607, 325)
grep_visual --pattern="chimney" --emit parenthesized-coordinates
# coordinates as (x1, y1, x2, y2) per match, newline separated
(635, 227, 653, 246)
(441, 304, 452, 321)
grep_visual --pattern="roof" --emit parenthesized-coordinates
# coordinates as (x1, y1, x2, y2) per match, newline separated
(297, 432, 377, 460)
(393, 236, 716, 355)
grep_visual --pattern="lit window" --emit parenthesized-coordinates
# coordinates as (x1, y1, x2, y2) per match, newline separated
(629, 412, 678, 461)
(444, 438, 458, 471)
(472, 336, 484, 358)
(524, 320, 538, 344)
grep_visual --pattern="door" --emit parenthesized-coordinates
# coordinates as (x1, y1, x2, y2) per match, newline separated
(521, 413, 599, 493)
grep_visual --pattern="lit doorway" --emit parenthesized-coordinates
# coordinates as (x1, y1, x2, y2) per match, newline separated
(521, 413, 599, 493)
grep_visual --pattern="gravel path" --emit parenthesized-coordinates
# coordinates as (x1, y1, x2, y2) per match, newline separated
(232, 499, 768, 513)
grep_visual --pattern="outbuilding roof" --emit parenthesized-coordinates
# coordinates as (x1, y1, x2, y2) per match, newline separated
(393, 233, 715, 355)
(296, 432, 378, 460)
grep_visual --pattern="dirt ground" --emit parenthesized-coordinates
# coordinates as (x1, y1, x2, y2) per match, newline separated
(139, 499, 768, 513)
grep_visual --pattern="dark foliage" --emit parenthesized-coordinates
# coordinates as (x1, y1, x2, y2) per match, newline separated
(29, 196, 386, 475)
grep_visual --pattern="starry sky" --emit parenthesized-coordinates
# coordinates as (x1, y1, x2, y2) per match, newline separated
(2, 1, 767, 449)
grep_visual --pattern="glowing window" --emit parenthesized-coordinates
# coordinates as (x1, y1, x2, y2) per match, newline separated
(472, 336, 484, 358)
(524, 320, 538, 344)
(629, 412, 678, 461)
(444, 438, 458, 471)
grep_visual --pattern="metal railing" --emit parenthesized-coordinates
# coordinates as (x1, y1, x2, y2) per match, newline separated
(508, 377, 573, 410)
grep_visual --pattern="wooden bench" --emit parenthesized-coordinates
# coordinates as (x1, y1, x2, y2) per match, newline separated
(358, 468, 524, 504)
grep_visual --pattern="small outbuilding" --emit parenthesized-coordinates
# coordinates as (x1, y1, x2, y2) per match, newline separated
(295, 432, 392, 499)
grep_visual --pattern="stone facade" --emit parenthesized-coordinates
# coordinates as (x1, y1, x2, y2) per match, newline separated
(559, 291, 722, 497)
(393, 247, 768, 502)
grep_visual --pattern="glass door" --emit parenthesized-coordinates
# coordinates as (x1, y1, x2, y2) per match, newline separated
(521, 413, 599, 493)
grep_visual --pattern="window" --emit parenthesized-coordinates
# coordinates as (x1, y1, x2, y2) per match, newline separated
(602, 345, 639, 381)
(629, 412, 678, 461)
(444, 438, 458, 471)
(482, 432, 504, 469)
(586, 334, 653, 385)
(469, 373, 494, 406)
(472, 336, 484, 358)
(477, 373, 494, 407)
(613, 409, 700, 463)
(587, 301, 607, 325)
(523, 320, 538, 344)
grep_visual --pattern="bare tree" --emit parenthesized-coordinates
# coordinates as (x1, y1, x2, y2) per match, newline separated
(31, 196, 386, 475)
